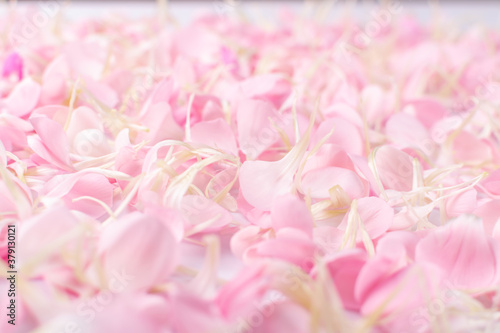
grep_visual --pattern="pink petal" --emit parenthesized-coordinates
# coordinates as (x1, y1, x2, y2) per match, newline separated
(247, 228, 316, 271)
(445, 189, 477, 218)
(374, 145, 414, 192)
(42, 171, 114, 219)
(359, 263, 442, 319)
(230, 225, 263, 259)
(31, 105, 69, 125)
(19, 206, 79, 274)
(67, 106, 110, 157)
(2, 52, 23, 80)
(171, 288, 225, 333)
(271, 194, 313, 237)
(65, 41, 107, 80)
(311, 117, 364, 155)
(474, 200, 500, 235)
(137, 102, 183, 144)
(40, 55, 69, 104)
(4, 78, 41, 117)
(216, 264, 269, 319)
(239, 124, 311, 210)
(303, 144, 356, 175)
(405, 99, 448, 129)
(338, 197, 394, 240)
(301, 167, 369, 200)
(257, 301, 310, 333)
(0, 125, 27, 151)
(415, 215, 500, 290)
(238, 74, 291, 108)
(83, 77, 119, 108)
(452, 131, 492, 164)
(479, 170, 500, 197)
(385, 112, 430, 151)
(29, 116, 71, 169)
(89, 293, 169, 333)
(325, 249, 367, 310)
(237, 99, 280, 159)
(180, 195, 232, 232)
(98, 212, 178, 291)
(376, 231, 420, 261)
(191, 119, 237, 155)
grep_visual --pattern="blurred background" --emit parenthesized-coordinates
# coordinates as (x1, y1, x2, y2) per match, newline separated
(1, 0, 500, 28)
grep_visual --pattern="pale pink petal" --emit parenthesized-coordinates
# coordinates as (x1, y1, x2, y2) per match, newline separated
(311, 117, 364, 155)
(89, 294, 169, 333)
(137, 102, 184, 144)
(474, 200, 500, 235)
(374, 145, 414, 192)
(405, 99, 448, 129)
(271, 194, 313, 237)
(98, 212, 178, 291)
(445, 189, 477, 218)
(40, 55, 70, 104)
(230, 225, 263, 259)
(65, 41, 107, 80)
(256, 301, 310, 333)
(19, 206, 79, 274)
(238, 74, 291, 108)
(42, 172, 114, 219)
(171, 288, 225, 333)
(239, 124, 311, 210)
(180, 195, 232, 232)
(216, 264, 269, 319)
(376, 231, 420, 260)
(191, 119, 238, 155)
(325, 249, 367, 310)
(67, 106, 111, 157)
(479, 170, 500, 197)
(385, 112, 430, 151)
(3, 77, 41, 117)
(452, 131, 492, 164)
(415, 215, 500, 290)
(301, 167, 369, 200)
(29, 116, 72, 169)
(338, 197, 394, 240)
(237, 99, 280, 159)
(83, 77, 119, 108)
(302, 144, 356, 175)
(359, 263, 442, 320)
(246, 228, 316, 271)
(31, 105, 69, 125)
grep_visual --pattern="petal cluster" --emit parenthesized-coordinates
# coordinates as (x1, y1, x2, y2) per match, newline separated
(1, 4, 500, 333)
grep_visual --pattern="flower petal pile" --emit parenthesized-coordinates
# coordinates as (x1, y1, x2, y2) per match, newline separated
(1, 4, 500, 333)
